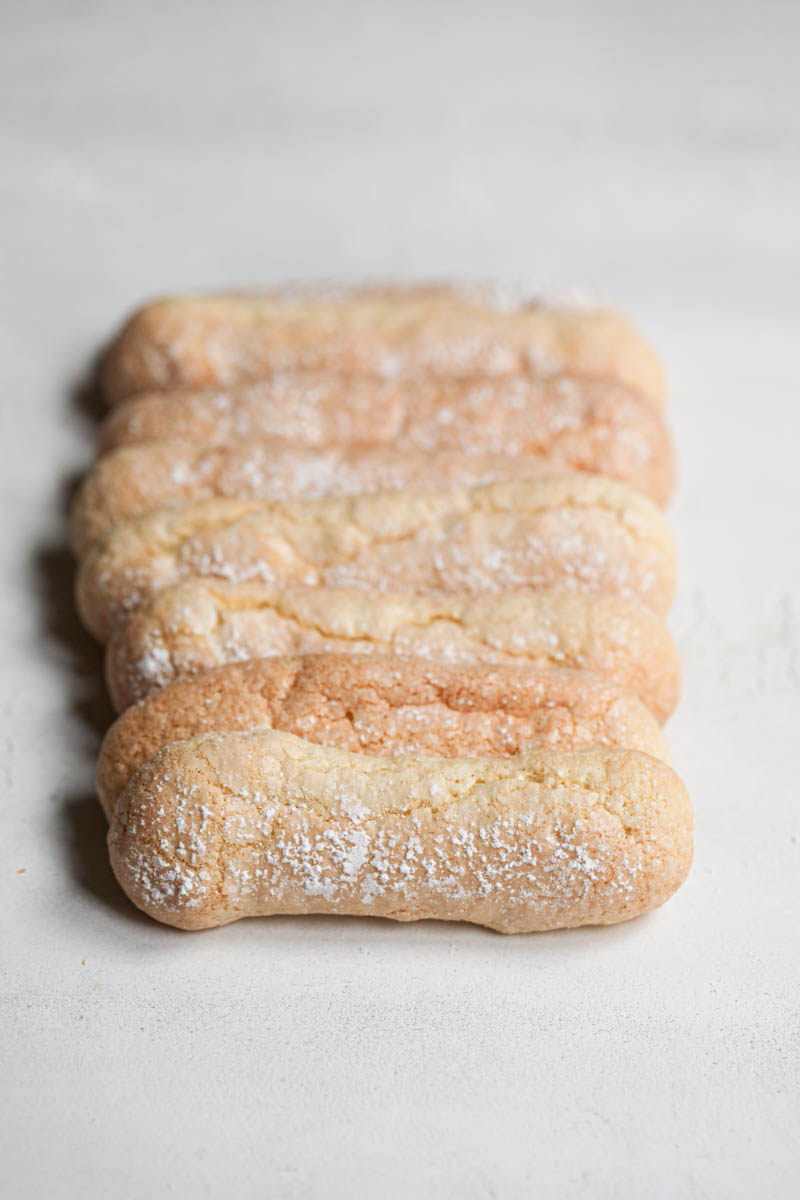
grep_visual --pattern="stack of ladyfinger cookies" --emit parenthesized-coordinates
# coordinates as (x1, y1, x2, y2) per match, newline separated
(72, 285, 692, 933)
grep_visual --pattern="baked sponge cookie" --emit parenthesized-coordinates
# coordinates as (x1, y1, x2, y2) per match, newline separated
(104, 582, 681, 720)
(77, 475, 677, 641)
(108, 730, 692, 931)
(97, 373, 674, 503)
(102, 286, 665, 407)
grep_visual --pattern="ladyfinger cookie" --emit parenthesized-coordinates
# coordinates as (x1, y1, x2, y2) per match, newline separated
(77, 476, 677, 642)
(105, 582, 681, 721)
(71, 442, 566, 557)
(102, 286, 665, 406)
(97, 375, 674, 508)
(108, 730, 693, 932)
(97, 653, 669, 819)
(82, 378, 676, 554)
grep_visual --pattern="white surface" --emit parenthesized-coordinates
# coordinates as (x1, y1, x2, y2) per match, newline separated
(2, 2, 799, 1196)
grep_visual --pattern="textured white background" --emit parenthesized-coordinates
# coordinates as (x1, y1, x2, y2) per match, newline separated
(2, 1, 799, 1196)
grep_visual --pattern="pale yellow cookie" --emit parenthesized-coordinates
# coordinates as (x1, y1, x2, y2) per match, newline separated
(102, 286, 665, 406)
(97, 653, 669, 819)
(104, 582, 680, 721)
(108, 730, 692, 931)
(77, 476, 677, 641)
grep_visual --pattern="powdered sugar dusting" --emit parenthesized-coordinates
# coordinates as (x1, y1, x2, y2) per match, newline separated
(109, 736, 684, 933)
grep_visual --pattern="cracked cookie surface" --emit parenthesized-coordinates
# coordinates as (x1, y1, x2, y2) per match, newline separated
(71, 443, 569, 556)
(108, 730, 692, 932)
(77, 475, 677, 641)
(105, 581, 681, 719)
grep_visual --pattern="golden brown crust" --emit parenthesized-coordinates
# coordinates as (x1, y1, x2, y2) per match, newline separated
(97, 653, 669, 819)
(104, 581, 681, 721)
(101, 287, 665, 407)
(70, 442, 567, 557)
(76, 475, 677, 641)
(108, 731, 692, 931)
(96, 374, 674, 506)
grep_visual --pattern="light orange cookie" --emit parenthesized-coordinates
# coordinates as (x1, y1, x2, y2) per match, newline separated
(109, 730, 692, 932)
(104, 582, 681, 721)
(102, 286, 665, 406)
(70, 442, 566, 556)
(97, 374, 674, 506)
(97, 653, 669, 819)
(77, 476, 677, 642)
